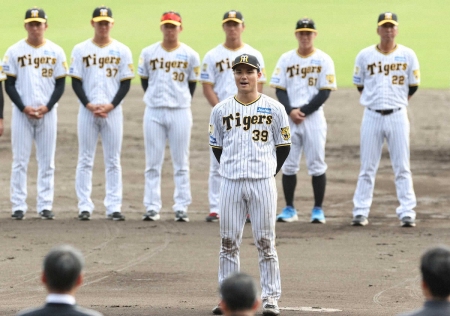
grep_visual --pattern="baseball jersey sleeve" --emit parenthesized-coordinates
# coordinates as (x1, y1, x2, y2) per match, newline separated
(353, 51, 365, 87)
(318, 55, 337, 90)
(0, 64, 6, 81)
(138, 49, 149, 79)
(408, 50, 420, 86)
(270, 56, 286, 90)
(188, 51, 201, 82)
(272, 105, 291, 147)
(53, 47, 68, 79)
(119, 46, 135, 81)
(3, 48, 17, 77)
(209, 107, 223, 149)
(69, 46, 83, 80)
(200, 52, 215, 84)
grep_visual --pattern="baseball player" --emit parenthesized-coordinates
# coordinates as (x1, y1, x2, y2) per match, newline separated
(4, 8, 67, 220)
(201, 10, 266, 223)
(270, 18, 336, 224)
(0, 67, 6, 137)
(209, 54, 291, 316)
(351, 12, 419, 227)
(138, 11, 200, 222)
(69, 6, 134, 221)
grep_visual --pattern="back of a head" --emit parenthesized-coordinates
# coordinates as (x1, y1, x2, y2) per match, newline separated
(421, 246, 450, 299)
(44, 245, 84, 293)
(221, 272, 258, 313)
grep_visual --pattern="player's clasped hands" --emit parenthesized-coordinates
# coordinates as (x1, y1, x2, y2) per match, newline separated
(86, 103, 113, 118)
(289, 108, 306, 125)
(24, 105, 47, 119)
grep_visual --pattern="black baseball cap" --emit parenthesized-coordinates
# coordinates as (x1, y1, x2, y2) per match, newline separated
(92, 6, 114, 23)
(232, 54, 260, 72)
(24, 8, 47, 23)
(378, 12, 398, 26)
(160, 11, 182, 26)
(295, 18, 317, 32)
(222, 10, 244, 24)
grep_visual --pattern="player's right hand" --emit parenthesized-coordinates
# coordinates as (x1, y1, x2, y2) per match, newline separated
(23, 106, 43, 119)
(289, 108, 306, 125)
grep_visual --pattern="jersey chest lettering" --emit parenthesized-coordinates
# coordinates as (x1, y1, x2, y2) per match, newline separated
(215, 58, 232, 72)
(286, 65, 322, 78)
(82, 54, 121, 68)
(222, 112, 273, 131)
(18, 54, 56, 68)
(366, 61, 407, 76)
(149, 57, 188, 72)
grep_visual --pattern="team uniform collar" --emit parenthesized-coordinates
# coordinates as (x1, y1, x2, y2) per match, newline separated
(25, 39, 47, 49)
(296, 48, 316, 58)
(375, 44, 398, 55)
(234, 94, 261, 106)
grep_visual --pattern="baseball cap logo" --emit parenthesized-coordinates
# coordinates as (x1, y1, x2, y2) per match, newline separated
(228, 11, 236, 18)
(385, 13, 392, 20)
(31, 10, 39, 18)
(240, 55, 249, 63)
(100, 9, 108, 16)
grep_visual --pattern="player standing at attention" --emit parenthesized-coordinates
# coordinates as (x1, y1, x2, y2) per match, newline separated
(209, 54, 291, 316)
(201, 10, 266, 222)
(139, 11, 200, 222)
(69, 6, 134, 221)
(0, 65, 6, 137)
(4, 8, 67, 220)
(270, 18, 336, 224)
(351, 13, 419, 227)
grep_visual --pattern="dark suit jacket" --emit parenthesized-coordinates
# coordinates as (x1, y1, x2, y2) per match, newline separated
(17, 303, 103, 316)
(398, 300, 450, 316)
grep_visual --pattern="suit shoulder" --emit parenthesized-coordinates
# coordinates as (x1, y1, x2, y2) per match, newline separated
(16, 305, 46, 316)
(74, 305, 104, 316)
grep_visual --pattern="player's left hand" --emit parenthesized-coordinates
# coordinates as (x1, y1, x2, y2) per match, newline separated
(34, 105, 49, 119)
(93, 103, 114, 118)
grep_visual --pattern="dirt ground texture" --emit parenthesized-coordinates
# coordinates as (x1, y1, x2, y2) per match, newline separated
(0, 86, 450, 316)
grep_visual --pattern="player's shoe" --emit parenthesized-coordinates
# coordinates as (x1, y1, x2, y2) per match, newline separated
(262, 299, 280, 316)
(212, 303, 223, 315)
(142, 210, 160, 221)
(78, 211, 91, 221)
(310, 207, 326, 224)
(107, 212, 125, 221)
(175, 210, 189, 222)
(351, 215, 369, 226)
(39, 210, 55, 220)
(276, 206, 298, 222)
(205, 212, 219, 222)
(401, 216, 416, 227)
(12, 210, 25, 220)
(245, 214, 251, 223)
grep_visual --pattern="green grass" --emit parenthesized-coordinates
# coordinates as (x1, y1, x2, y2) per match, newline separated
(2, 0, 449, 88)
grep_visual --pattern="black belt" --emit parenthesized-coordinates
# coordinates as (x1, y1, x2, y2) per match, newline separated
(368, 107, 402, 116)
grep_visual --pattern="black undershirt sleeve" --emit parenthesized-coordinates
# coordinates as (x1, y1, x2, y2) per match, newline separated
(5, 76, 26, 112)
(141, 77, 149, 92)
(212, 147, 222, 164)
(357, 86, 364, 92)
(189, 81, 197, 97)
(71, 77, 90, 107)
(300, 89, 331, 116)
(111, 79, 131, 107)
(0, 81, 4, 119)
(275, 145, 291, 175)
(408, 86, 418, 96)
(275, 88, 293, 114)
(46, 77, 66, 112)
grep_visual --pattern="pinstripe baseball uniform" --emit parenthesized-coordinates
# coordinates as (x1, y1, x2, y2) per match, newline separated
(138, 42, 200, 215)
(209, 93, 290, 303)
(4, 39, 67, 215)
(201, 44, 266, 217)
(69, 39, 134, 216)
(352, 43, 419, 221)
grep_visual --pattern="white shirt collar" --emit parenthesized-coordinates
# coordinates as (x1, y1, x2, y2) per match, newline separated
(46, 294, 76, 305)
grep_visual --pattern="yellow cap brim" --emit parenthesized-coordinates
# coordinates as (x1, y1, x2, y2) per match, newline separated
(160, 20, 181, 26)
(378, 20, 398, 26)
(222, 18, 243, 24)
(24, 18, 46, 23)
(92, 17, 114, 22)
(295, 28, 317, 33)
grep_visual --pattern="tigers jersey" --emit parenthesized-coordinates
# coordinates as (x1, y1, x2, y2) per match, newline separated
(69, 39, 134, 104)
(353, 44, 420, 109)
(3, 39, 67, 107)
(200, 44, 266, 102)
(270, 48, 336, 108)
(138, 42, 200, 108)
(209, 94, 291, 179)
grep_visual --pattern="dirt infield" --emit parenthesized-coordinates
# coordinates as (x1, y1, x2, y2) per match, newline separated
(0, 87, 449, 315)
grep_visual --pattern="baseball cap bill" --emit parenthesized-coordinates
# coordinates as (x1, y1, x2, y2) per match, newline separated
(92, 6, 114, 23)
(24, 8, 47, 23)
(378, 12, 398, 26)
(160, 11, 182, 26)
(223, 10, 244, 24)
(232, 54, 260, 72)
(295, 18, 317, 32)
